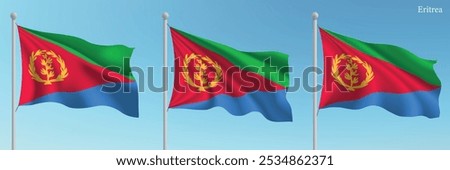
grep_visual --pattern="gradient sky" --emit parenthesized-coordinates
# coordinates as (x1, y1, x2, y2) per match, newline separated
(0, 0, 449, 150)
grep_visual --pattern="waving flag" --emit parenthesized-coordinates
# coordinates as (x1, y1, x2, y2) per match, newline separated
(17, 26, 139, 117)
(169, 27, 292, 122)
(319, 28, 441, 118)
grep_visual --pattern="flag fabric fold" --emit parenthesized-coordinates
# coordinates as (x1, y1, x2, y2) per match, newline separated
(169, 27, 292, 122)
(17, 26, 139, 117)
(319, 28, 441, 118)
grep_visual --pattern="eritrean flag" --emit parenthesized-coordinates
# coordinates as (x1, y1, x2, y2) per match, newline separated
(17, 26, 139, 117)
(319, 28, 441, 118)
(169, 27, 292, 122)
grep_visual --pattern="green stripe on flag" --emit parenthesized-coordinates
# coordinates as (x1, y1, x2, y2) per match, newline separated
(173, 28, 290, 87)
(22, 26, 135, 80)
(323, 28, 440, 86)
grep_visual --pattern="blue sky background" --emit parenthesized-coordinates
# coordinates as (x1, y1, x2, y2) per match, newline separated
(0, 0, 449, 150)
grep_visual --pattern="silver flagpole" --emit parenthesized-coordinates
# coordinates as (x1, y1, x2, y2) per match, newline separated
(10, 12, 17, 150)
(162, 12, 169, 150)
(312, 12, 319, 150)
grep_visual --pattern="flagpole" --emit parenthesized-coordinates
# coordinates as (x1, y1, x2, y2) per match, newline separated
(162, 12, 169, 150)
(11, 12, 17, 150)
(312, 12, 319, 150)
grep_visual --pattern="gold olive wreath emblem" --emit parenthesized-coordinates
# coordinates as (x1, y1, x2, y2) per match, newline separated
(331, 54, 374, 91)
(182, 53, 222, 92)
(29, 50, 68, 85)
